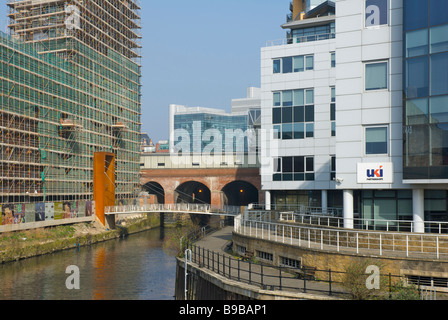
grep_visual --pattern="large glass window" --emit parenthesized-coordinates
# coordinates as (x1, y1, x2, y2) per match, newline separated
(272, 89, 314, 140)
(406, 29, 428, 58)
(430, 25, 448, 54)
(273, 55, 313, 74)
(430, 123, 448, 166)
(405, 56, 429, 98)
(292, 23, 335, 43)
(406, 98, 428, 125)
(429, 0, 448, 26)
(273, 156, 315, 182)
(366, 127, 388, 154)
(430, 95, 448, 123)
(404, 0, 428, 31)
(365, 62, 388, 90)
(430, 52, 448, 96)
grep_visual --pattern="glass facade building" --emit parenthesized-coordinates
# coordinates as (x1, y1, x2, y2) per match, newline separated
(403, 0, 448, 180)
(173, 112, 249, 153)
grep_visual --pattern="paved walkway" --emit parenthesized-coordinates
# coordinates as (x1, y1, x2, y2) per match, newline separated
(194, 226, 349, 299)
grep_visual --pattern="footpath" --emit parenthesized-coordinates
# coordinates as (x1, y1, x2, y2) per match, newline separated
(194, 226, 348, 300)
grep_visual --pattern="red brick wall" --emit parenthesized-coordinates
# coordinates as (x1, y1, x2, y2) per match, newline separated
(141, 168, 262, 206)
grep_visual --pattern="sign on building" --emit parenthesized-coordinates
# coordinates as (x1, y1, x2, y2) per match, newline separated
(357, 163, 394, 184)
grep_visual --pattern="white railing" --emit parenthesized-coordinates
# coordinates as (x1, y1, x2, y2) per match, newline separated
(105, 203, 242, 216)
(248, 205, 448, 235)
(273, 211, 448, 235)
(234, 216, 448, 260)
(265, 33, 335, 47)
(249, 203, 342, 216)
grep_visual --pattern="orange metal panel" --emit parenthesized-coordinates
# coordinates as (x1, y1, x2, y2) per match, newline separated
(94, 152, 115, 226)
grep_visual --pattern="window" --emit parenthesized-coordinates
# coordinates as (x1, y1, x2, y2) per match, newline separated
(365, 62, 388, 90)
(292, 22, 335, 43)
(365, 126, 388, 155)
(257, 251, 273, 261)
(293, 56, 304, 72)
(405, 56, 428, 98)
(280, 256, 301, 269)
(273, 59, 281, 74)
(331, 52, 336, 68)
(273, 55, 314, 74)
(330, 156, 336, 181)
(430, 0, 448, 27)
(273, 156, 315, 181)
(430, 52, 448, 96)
(330, 86, 336, 136)
(283, 57, 293, 73)
(272, 89, 314, 140)
(430, 24, 448, 54)
(306, 56, 314, 71)
(406, 29, 428, 58)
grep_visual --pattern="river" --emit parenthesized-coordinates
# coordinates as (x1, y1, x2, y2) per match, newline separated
(0, 228, 177, 300)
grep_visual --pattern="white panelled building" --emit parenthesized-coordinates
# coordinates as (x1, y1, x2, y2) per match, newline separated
(261, 0, 448, 233)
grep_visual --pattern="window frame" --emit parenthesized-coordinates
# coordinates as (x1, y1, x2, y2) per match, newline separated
(365, 61, 389, 91)
(365, 125, 389, 155)
(272, 55, 314, 74)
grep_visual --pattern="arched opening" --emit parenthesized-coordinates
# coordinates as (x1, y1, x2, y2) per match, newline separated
(175, 181, 211, 205)
(175, 181, 211, 226)
(222, 181, 259, 207)
(143, 181, 165, 204)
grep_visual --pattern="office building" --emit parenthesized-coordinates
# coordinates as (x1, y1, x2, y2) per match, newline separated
(261, 0, 448, 232)
(169, 87, 261, 155)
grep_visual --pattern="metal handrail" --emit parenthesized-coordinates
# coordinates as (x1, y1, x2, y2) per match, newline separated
(265, 32, 335, 47)
(247, 205, 448, 235)
(234, 216, 448, 260)
(184, 243, 422, 299)
(105, 203, 242, 216)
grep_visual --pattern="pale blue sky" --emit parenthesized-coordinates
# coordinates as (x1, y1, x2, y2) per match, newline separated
(0, 1, 289, 141)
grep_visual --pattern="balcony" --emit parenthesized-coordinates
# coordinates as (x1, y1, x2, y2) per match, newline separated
(266, 32, 335, 47)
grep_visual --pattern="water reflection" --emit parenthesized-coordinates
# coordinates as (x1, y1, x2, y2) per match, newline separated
(0, 228, 177, 300)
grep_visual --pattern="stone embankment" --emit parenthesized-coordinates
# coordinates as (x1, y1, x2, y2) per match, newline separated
(0, 214, 160, 264)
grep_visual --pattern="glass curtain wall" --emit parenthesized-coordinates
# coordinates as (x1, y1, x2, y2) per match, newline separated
(403, 0, 448, 180)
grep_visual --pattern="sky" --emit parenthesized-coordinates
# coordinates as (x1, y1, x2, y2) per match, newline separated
(0, 0, 289, 142)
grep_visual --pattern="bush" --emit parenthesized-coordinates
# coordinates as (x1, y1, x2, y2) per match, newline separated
(342, 258, 387, 300)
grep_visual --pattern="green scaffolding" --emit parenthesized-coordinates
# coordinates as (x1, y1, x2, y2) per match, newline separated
(0, 28, 141, 205)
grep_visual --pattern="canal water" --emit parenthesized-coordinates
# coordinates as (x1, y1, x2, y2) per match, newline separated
(0, 228, 177, 300)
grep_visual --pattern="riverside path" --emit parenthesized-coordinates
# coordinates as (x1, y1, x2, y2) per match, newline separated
(193, 226, 349, 300)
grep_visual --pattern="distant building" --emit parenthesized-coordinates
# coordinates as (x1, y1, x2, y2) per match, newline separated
(169, 88, 261, 155)
(141, 133, 156, 153)
(156, 141, 170, 153)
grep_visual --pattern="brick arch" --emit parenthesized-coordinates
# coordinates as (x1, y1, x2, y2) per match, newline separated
(221, 180, 260, 207)
(140, 168, 262, 206)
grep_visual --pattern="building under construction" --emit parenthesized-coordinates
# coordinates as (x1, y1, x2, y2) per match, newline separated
(0, 0, 142, 223)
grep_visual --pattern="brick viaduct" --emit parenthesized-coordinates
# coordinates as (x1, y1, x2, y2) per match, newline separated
(140, 167, 263, 208)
